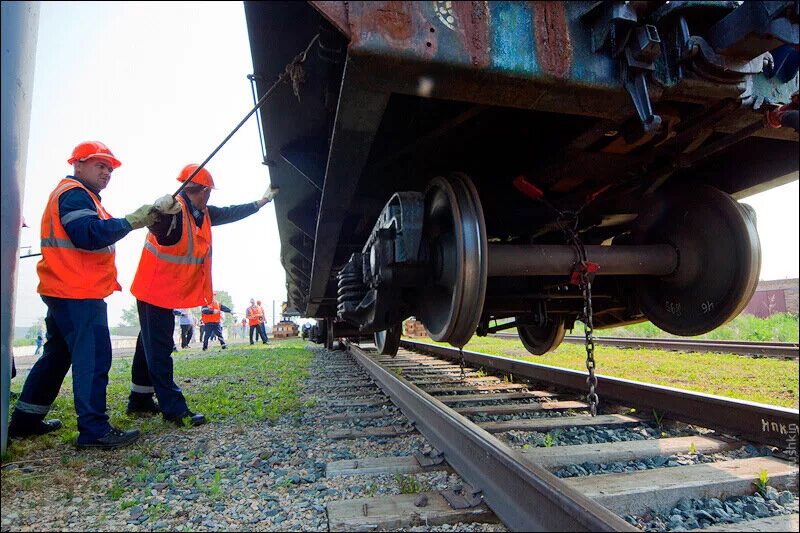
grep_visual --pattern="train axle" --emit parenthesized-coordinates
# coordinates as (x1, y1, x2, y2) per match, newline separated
(336, 173, 761, 355)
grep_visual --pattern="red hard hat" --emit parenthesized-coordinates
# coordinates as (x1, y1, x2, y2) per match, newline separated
(177, 164, 215, 189)
(67, 141, 122, 169)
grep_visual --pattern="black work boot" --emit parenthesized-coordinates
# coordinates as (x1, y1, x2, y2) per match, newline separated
(166, 411, 207, 427)
(8, 410, 62, 439)
(127, 392, 160, 416)
(76, 427, 140, 450)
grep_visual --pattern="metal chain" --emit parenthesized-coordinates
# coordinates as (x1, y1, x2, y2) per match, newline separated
(580, 270, 599, 417)
(557, 212, 599, 417)
(459, 347, 465, 380)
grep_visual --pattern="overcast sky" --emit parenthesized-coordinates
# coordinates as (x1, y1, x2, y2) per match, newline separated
(15, 1, 284, 327)
(13, 1, 800, 328)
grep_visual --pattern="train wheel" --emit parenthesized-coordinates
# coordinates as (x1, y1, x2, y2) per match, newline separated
(325, 319, 335, 350)
(417, 173, 488, 348)
(517, 317, 566, 355)
(374, 322, 402, 356)
(633, 185, 760, 336)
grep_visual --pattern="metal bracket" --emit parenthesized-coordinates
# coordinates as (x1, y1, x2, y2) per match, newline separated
(621, 25, 664, 139)
(440, 483, 483, 509)
(414, 448, 445, 467)
(582, 3, 664, 140)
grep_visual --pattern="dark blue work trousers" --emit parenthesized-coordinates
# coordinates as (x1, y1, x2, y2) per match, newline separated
(14, 296, 113, 442)
(130, 300, 189, 419)
(202, 323, 225, 349)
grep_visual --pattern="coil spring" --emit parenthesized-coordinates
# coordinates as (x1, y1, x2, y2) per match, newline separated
(337, 260, 367, 313)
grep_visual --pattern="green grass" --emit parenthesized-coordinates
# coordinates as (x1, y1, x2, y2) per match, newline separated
(395, 474, 428, 494)
(3, 340, 312, 465)
(602, 313, 799, 342)
(427, 336, 798, 409)
(13, 338, 36, 347)
(487, 313, 798, 342)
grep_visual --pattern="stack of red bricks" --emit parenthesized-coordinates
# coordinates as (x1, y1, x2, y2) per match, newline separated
(403, 318, 428, 337)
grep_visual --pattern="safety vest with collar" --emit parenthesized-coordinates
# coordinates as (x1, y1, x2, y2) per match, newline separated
(37, 178, 122, 299)
(204, 301, 222, 323)
(130, 195, 212, 309)
(247, 305, 261, 326)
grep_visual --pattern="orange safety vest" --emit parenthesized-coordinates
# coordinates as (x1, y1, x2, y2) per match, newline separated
(130, 195, 212, 308)
(247, 305, 261, 326)
(204, 301, 222, 323)
(37, 178, 122, 299)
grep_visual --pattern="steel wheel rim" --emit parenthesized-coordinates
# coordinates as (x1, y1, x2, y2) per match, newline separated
(374, 322, 401, 356)
(417, 173, 487, 347)
(517, 318, 567, 355)
(633, 185, 761, 335)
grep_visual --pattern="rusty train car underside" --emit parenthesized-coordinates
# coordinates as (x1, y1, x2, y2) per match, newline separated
(245, 1, 799, 354)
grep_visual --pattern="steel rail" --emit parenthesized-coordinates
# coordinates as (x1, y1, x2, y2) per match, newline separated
(401, 340, 800, 449)
(492, 333, 799, 359)
(347, 342, 635, 532)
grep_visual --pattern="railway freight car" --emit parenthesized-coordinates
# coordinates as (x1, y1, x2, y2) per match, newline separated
(244, 1, 799, 355)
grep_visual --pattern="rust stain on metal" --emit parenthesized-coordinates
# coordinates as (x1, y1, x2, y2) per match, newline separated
(365, 1, 414, 42)
(533, 1, 572, 79)
(453, 1, 490, 67)
(310, 1, 352, 41)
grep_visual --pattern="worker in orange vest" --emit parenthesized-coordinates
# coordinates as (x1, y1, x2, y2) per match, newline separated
(201, 294, 232, 350)
(246, 298, 265, 344)
(126, 163, 277, 426)
(9, 141, 167, 449)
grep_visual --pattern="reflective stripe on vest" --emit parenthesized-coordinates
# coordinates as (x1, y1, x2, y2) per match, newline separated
(130, 195, 213, 309)
(37, 178, 121, 299)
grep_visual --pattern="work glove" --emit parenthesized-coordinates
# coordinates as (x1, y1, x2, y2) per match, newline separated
(264, 185, 279, 202)
(125, 204, 159, 230)
(153, 194, 182, 215)
(257, 186, 280, 207)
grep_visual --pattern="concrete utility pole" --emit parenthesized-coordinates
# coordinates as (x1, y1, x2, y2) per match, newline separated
(272, 300, 275, 327)
(1, 1, 40, 455)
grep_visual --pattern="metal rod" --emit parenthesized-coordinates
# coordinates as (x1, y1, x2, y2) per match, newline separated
(172, 33, 319, 198)
(487, 244, 678, 277)
(172, 76, 285, 198)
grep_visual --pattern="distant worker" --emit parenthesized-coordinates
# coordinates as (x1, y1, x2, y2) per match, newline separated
(246, 298, 265, 345)
(9, 141, 163, 449)
(202, 294, 231, 350)
(34, 327, 45, 356)
(175, 308, 194, 348)
(257, 300, 269, 344)
(126, 164, 277, 425)
(240, 317, 247, 340)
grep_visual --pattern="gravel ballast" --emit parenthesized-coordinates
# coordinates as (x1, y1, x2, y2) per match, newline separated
(0, 346, 507, 532)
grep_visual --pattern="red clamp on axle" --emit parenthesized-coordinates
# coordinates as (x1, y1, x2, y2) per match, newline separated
(513, 175, 544, 200)
(569, 261, 599, 286)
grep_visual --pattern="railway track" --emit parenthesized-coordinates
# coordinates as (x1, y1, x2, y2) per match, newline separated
(317, 340, 799, 531)
(491, 334, 800, 359)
